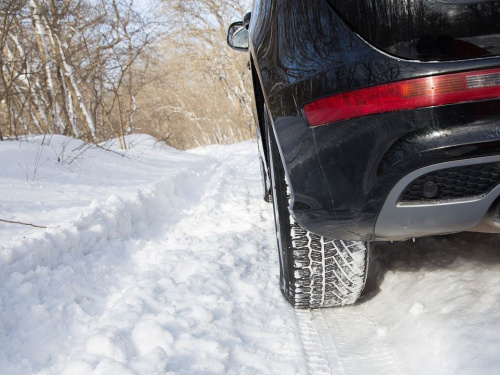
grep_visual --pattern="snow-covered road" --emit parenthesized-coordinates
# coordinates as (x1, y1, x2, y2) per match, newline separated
(1, 135, 500, 374)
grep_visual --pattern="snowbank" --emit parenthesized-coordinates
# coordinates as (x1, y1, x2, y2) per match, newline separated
(0, 135, 303, 374)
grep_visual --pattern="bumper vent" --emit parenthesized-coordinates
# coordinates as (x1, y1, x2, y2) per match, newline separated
(401, 163, 500, 202)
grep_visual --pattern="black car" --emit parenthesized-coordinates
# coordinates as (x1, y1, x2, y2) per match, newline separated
(227, 0, 500, 308)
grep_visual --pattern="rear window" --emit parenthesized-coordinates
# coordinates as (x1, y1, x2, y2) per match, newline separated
(327, 0, 500, 61)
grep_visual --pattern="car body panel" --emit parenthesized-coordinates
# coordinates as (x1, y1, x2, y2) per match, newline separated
(246, 0, 500, 241)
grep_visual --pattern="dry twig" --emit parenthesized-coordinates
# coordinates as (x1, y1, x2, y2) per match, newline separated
(0, 219, 47, 229)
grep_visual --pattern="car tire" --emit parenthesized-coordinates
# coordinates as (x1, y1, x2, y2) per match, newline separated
(265, 106, 369, 308)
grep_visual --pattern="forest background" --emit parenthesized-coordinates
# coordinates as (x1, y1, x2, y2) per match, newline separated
(0, 0, 253, 149)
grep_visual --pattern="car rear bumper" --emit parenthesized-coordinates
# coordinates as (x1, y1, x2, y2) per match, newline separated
(272, 101, 500, 241)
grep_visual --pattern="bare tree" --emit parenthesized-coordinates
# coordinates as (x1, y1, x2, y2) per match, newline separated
(151, 0, 254, 148)
(1, 0, 254, 149)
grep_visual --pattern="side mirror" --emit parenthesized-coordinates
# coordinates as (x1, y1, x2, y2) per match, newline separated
(227, 21, 249, 51)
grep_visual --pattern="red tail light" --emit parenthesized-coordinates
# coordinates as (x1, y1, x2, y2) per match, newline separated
(304, 67, 500, 127)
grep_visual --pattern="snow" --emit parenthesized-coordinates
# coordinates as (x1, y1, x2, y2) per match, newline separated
(1, 134, 500, 374)
(0, 135, 302, 374)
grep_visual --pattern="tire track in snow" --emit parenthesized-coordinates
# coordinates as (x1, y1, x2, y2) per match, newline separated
(303, 307, 404, 375)
(184, 146, 308, 373)
(295, 310, 346, 375)
(296, 307, 404, 375)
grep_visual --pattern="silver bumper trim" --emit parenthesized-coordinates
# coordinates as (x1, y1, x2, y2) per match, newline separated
(374, 155, 500, 241)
